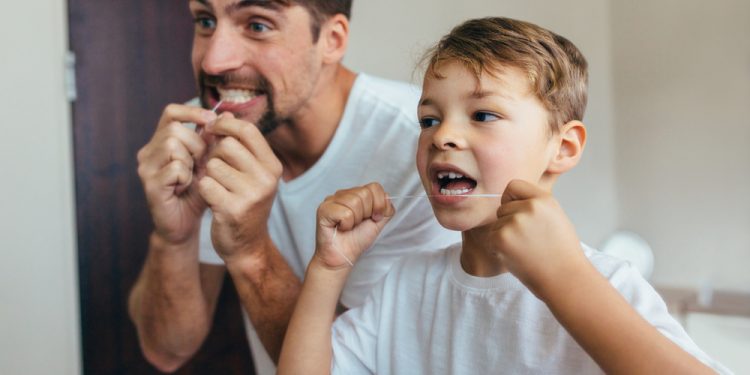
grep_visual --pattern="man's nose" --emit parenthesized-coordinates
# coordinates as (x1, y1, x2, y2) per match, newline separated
(201, 27, 245, 75)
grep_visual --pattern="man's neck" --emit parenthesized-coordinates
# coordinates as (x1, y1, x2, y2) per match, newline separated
(266, 65, 357, 181)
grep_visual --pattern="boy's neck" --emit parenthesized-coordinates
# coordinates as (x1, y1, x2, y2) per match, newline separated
(460, 227, 510, 277)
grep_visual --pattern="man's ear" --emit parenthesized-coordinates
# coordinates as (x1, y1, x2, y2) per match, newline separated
(320, 14, 349, 64)
(547, 120, 587, 174)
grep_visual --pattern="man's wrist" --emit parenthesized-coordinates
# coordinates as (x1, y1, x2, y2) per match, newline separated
(150, 230, 199, 254)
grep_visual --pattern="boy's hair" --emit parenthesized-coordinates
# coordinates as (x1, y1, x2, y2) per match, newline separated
(273, 0, 352, 41)
(423, 17, 588, 130)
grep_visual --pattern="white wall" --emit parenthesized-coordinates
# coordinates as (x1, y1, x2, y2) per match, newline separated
(346, 0, 620, 247)
(611, 0, 750, 292)
(0, 0, 81, 374)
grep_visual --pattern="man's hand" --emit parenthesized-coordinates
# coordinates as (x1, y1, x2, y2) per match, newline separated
(315, 183, 396, 269)
(490, 179, 588, 297)
(198, 113, 283, 261)
(136, 104, 217, 245)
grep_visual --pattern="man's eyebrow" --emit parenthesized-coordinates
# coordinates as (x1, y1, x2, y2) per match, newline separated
(227, 0, 283, 14)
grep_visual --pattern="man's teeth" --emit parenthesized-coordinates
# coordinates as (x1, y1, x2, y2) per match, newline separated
(217, 88, 257, 104)
(440, 188, 471, 195)
(437, 171, 464, 179)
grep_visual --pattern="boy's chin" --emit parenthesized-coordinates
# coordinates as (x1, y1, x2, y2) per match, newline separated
(434, 214, 495, 232)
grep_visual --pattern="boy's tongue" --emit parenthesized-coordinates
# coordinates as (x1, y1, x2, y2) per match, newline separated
(443, 179, 475, 191)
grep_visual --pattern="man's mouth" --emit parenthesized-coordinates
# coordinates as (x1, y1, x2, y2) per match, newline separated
(435, 170, 477, 196)
(214, 87, 264, 105)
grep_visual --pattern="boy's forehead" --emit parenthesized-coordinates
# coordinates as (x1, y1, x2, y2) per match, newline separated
(425, 61, 532, 98)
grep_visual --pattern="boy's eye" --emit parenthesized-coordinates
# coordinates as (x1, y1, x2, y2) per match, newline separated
(473, 111, 500, 122)
(419, 117, 440, 129)
(193, 15, 217, 31)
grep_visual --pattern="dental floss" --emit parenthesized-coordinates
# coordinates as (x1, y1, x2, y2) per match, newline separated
(331, 226, 355, 267)
(211, 99, 224, 113)
(330, 194, 500, 267)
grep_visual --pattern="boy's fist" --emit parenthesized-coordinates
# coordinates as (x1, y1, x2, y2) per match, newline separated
(492, 179, 587, 297)
(315, 183, 396, 269)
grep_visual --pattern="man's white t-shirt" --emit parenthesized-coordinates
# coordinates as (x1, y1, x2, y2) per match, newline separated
(331, 243, 733, 374)
(198, 73, 461, 374)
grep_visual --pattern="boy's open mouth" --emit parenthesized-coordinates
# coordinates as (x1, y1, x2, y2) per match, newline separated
(436, 170, 477, 195)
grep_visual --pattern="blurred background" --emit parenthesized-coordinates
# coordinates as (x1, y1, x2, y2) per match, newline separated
(1, 0, 748, 374)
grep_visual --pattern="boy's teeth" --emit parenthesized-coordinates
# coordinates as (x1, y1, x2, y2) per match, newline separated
(437, 171, 464, 179)
(217, 88, 257, 104)
(440, 188, 471, 196)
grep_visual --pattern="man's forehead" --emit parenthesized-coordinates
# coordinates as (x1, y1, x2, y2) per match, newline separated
(191, 0, 287, 13)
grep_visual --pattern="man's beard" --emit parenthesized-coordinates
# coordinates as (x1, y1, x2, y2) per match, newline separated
(198, 71, 283, 135)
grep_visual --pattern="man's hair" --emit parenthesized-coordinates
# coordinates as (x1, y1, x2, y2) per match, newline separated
(422, 17, 588, 130)
(276, 0, 352, 41)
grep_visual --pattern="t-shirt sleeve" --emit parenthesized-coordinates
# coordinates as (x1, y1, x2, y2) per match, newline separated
(331, 274, 387, 375)
(606, 259, 733, 374)
(198, 211, 224, 265)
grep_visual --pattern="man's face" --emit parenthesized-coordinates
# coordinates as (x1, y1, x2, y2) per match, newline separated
(189, 0, 324, 134)
(416, 61, 559, 231)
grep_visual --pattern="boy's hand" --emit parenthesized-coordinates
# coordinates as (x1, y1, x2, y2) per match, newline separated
(315, 183, 395, 269)
(492, 179, 588, 297)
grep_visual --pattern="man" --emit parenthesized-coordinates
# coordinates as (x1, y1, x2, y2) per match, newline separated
(128, 0, 459, 373)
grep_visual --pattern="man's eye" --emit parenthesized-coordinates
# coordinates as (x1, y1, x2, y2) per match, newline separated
(473, 111, 500, 122)
(249, 22, 270, 33)
(419, 117, 440, 129)
(193, 16, 217, 31)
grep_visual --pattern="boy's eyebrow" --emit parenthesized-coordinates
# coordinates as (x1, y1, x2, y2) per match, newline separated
(468, 90, 510, 100)
(419, 98, 435, 107)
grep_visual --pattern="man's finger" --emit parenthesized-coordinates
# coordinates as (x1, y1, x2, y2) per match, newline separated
(158, 103, 217, 130)
(205, 114, 279, 167)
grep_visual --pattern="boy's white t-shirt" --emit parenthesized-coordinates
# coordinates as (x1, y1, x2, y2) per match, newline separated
(198, 74, 461, 374)
(331, 243, 733, 375)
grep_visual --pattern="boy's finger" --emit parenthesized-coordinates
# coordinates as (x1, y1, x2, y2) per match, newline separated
(500, 179, 544, 205)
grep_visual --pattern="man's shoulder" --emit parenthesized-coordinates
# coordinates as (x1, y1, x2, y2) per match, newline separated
(353, 73, 421, 114)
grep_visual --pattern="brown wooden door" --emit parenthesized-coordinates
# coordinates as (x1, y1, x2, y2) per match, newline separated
(68, 1, 254, 373)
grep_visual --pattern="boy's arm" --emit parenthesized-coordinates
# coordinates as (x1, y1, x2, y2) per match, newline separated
(539, 257, 715, 374)
(278, 183, 394, 375)
(495, 180, 715, 374)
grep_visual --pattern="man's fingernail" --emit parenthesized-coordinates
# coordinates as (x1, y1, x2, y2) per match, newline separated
(203, 111, 217, 122)
(372, 213, 383, 222)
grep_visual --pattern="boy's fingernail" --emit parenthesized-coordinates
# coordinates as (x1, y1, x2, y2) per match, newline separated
(372, 213, 383, 222)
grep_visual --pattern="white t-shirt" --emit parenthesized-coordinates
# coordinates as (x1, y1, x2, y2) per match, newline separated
(331, 243, 732, 375)
(198, 73, 461, 374)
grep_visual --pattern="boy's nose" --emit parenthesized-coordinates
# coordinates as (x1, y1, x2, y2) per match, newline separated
(201, 27, 245, 75)
(432, 121, 466, 150)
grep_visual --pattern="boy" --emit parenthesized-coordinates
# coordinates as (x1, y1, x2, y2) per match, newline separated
(278, 17, 730, 374)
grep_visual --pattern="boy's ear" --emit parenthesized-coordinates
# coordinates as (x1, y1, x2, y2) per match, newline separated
(320, 14, 349, 64)
(546, 120, 587, 174)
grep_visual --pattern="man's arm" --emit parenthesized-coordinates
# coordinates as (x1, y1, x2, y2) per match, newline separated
(223, 236, 302, 363)
(128, 233, 225, 373)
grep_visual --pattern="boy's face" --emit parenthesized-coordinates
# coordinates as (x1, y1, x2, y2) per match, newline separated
(189, 0, 326, 134)
(416, 61, 560, 231)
